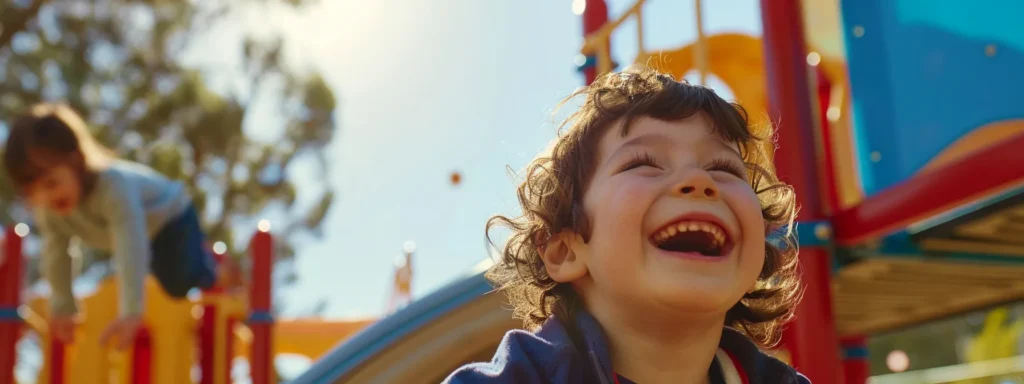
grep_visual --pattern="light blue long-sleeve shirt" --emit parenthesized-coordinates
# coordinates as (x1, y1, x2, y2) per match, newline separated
(35, 160, 191, 317)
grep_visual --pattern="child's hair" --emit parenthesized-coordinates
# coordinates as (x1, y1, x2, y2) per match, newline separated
(485, 66, 801, 348)
(3, 103, 114, 193)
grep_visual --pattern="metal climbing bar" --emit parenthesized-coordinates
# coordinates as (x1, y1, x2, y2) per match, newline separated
(249, 221, 275, 384)
(0, 226, 25, 384)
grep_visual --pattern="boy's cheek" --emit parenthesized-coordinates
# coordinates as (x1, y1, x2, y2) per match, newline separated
(725, 184, 761, 210)
(724, 185, 765, 235)
(612, 178, 660, 202)
(24, 190, 45, 207)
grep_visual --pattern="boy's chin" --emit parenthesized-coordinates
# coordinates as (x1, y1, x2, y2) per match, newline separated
(648, 279, 747, 315)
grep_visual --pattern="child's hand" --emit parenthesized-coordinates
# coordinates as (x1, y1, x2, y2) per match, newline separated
(49, 316, 76, 344)
(99, 314, 143, 350)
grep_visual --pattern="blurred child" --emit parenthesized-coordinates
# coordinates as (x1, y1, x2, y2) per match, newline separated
(445, 67, 808, 383)
(3, 103, 217, 350)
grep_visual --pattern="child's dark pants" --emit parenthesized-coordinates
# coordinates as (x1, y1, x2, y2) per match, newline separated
(149, 205, 217, 297)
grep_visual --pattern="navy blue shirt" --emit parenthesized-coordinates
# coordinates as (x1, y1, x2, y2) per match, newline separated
(443, 310, 809, 384)
(616, 360, 726, 384)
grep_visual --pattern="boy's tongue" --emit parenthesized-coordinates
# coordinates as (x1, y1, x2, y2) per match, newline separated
(659, 231, 722, 256)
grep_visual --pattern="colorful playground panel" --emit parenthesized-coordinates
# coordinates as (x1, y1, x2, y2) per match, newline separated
(829, 0, 1024, 258)
(841, 0, 1024, 196)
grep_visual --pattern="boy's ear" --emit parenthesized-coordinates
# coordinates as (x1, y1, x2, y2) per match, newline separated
(540, 230, 588, 283)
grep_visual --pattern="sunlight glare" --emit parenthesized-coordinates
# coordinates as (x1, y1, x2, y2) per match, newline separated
(14, 223, 30, 237)
(886, 350, 909, 373)
(806, 52, 821, 66)
(572, 0, 586, 15)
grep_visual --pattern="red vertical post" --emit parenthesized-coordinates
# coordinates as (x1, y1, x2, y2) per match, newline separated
(0, 226, 25, 384)
(759, 0, 842, 383)
(50, 337, 66, 384)
(841, 336, 869, 384)
(249, 222, 274, 384)
(815, 67, 840, 214)
(132, 327, 153, 384)
(581, 0, 609, 85)
(199, 298, 218, 384)
(199, 248, 225, 384)
(223, 317, 237, 384)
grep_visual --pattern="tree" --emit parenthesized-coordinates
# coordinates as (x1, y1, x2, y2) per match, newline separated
(0, 0, 337, 310)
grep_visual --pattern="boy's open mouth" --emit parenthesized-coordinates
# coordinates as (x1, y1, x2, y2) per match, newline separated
(54, 198, 72, 211)
(650, 219, 732, 257)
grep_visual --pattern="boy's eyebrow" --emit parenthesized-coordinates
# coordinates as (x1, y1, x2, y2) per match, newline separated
(608, 133, 742, 162)
(601, 133, 673, 167)
(619, 133, 673, 150)
(709, 136, 743, 159)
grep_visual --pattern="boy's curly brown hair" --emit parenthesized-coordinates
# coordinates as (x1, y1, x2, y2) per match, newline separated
(484, 66, 802, 348)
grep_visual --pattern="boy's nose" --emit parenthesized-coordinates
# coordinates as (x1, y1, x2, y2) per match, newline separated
(672, 171, 719, 200)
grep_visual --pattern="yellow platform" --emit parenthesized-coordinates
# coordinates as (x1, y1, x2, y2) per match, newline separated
(22, 276, 373, 384)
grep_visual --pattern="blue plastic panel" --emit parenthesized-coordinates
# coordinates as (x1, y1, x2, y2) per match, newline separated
(840, 0, 1024, 195)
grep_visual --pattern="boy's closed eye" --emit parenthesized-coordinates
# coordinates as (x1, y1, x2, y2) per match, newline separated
(705, 158, 748, 179)
(616, 151, 747, 179)
(618, 151, 662, 173)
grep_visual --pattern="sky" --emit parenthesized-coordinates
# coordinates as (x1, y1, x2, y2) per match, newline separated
(193, 0, 764, 320)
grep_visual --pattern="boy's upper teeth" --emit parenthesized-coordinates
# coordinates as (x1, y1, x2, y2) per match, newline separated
(655, 220, 726, 244)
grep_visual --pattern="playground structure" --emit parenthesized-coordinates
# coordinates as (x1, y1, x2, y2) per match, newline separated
(290, 0, 1024, 383)
(0, 222, 375, 384)
(3, 0, 1022, 382)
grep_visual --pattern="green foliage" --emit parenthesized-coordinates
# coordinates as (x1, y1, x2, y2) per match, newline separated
(0, 0, 337, 292)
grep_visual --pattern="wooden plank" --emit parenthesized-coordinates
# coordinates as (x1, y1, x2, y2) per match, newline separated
(831, 258, 1024, 335)
(837, 284, 1024, 335)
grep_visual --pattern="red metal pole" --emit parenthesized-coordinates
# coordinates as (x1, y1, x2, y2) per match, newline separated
(832, 131, 1024, 245)
(581, 0, 609, 85)
(132, 326, 153, 384)
(0, 226, 24, 384)
(199, 298, 218, 384)
(815, 67, 840, 215)
(759, 0, 842, 382)
(249, 224, 274, 384)
(224, 317, 237, 384)
(841, 336, 869, 384)
(50, 336, 66, 384)
(199, 248, 225, 384)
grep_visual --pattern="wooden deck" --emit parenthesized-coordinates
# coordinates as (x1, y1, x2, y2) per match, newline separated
(834, 258, 1024, 336)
